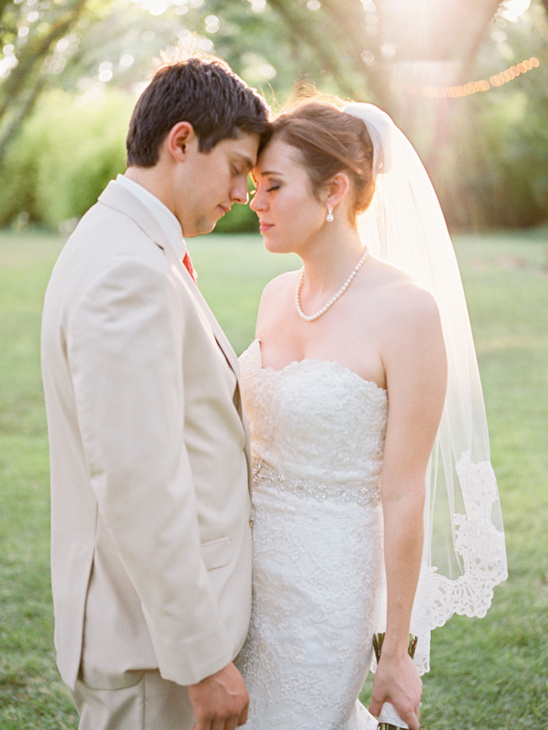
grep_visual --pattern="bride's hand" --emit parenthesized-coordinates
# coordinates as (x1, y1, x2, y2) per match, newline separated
(369, 651, 422, 730)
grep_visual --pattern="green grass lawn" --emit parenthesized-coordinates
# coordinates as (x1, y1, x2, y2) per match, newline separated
(1, 226, 547, 728)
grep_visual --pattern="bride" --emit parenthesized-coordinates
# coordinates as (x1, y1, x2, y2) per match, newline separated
(235, 98, 507, 729)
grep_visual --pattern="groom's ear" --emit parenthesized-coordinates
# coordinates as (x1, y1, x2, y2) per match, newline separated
(166, 122, 196, 162)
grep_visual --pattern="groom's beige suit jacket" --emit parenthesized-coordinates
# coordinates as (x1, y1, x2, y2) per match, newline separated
(41, 179, 253, 692)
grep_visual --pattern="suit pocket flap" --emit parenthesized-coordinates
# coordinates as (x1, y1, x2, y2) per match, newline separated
(200, 536, 232, 571)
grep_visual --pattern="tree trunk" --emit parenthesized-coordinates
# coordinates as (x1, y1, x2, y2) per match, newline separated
(0, 0, 90, 161)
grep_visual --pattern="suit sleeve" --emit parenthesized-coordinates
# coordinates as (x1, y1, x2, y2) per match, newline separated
(68, 259, 233, 685)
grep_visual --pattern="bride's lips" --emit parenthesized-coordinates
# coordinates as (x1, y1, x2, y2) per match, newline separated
(259, 222, 274, 234)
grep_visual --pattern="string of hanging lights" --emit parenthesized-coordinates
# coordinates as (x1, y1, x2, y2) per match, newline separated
(392, 56, 540, 98)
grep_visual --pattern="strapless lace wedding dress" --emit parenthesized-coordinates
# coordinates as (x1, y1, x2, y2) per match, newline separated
(236, 339, 388, 730)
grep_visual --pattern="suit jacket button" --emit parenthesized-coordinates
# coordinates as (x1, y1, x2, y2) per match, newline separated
(249, 517, 254, 528)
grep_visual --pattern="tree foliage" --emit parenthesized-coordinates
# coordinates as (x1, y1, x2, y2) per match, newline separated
(0, 0, 121, 160)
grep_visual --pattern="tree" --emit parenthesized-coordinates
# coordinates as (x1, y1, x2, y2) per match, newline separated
(264, 0, 504, 108)
(0, 0, 112, 161)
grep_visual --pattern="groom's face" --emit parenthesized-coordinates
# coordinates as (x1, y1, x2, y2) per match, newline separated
(175, 132, 260, 237)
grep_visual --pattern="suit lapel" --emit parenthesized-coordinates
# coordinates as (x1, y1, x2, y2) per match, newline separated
(162, 241, 242, 378)
(99, 181, 240, 375)
(158, 234, 252, 485)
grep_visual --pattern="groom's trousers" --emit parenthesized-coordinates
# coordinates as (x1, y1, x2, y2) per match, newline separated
(71, 669, 196, 730)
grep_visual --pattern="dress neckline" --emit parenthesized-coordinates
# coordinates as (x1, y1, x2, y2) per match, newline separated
(251, 339, 387, 395)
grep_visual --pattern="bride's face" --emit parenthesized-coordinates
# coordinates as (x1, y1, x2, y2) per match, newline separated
(250, 137, 327, 254)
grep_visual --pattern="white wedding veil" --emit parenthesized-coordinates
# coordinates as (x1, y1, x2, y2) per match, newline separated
(343, 103, 508, 674)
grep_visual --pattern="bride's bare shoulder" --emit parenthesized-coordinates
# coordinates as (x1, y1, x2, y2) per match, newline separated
(259, 270, 299, 306)
(256, 270, 299, 328)
(368, 257, 440, 327)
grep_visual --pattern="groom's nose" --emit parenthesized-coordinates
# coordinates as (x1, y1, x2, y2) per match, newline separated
(231, 177, 249, 204)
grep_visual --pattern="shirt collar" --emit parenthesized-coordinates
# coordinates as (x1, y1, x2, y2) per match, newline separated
(116, 174, 187, 259)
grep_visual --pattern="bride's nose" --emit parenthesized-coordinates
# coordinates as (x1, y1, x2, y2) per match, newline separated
(250, 188, 266, 212)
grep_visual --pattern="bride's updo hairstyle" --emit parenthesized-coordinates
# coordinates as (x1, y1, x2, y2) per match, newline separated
(269, 97, 375, 226)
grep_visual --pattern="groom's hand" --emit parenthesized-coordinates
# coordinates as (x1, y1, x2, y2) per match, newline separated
(188, 662, 249, 730)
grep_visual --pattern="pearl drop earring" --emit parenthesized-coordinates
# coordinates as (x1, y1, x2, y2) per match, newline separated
(326, 204, 334, 223)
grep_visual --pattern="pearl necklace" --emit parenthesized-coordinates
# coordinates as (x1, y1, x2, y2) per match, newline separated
(295, 248, 368, 322)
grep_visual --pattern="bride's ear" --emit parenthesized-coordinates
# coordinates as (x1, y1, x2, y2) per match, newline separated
(324, 172, 350, 209)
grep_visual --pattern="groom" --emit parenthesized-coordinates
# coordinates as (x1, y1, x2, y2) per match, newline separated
(41, 56, 269, 730)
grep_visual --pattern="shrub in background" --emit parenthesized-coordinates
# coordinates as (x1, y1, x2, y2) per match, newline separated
(0, 89, 132, 228)
(432, 85, 548, 231)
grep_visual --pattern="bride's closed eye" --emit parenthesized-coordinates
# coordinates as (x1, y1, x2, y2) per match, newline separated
(250, 183, 280, 195)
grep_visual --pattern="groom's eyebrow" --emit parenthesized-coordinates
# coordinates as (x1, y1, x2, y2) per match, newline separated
(236, 153, 255, 173)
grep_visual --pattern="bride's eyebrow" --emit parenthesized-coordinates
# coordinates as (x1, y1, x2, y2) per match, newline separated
(251, 170, 283, 184)
(251, 168, 286, 184)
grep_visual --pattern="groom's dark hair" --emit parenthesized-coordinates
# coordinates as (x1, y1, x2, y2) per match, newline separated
(126, 55, 270, 166)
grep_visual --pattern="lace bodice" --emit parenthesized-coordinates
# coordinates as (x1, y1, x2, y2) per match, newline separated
(239, 339, 388, 507)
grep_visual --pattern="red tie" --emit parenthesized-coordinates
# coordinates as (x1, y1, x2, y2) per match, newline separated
(182, 251, 197, 283)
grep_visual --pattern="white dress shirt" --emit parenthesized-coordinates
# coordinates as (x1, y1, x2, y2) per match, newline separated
(116, 174, 188, 260)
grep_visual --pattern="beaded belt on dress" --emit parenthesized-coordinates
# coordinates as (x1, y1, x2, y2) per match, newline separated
(252, 458, 381, 507)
